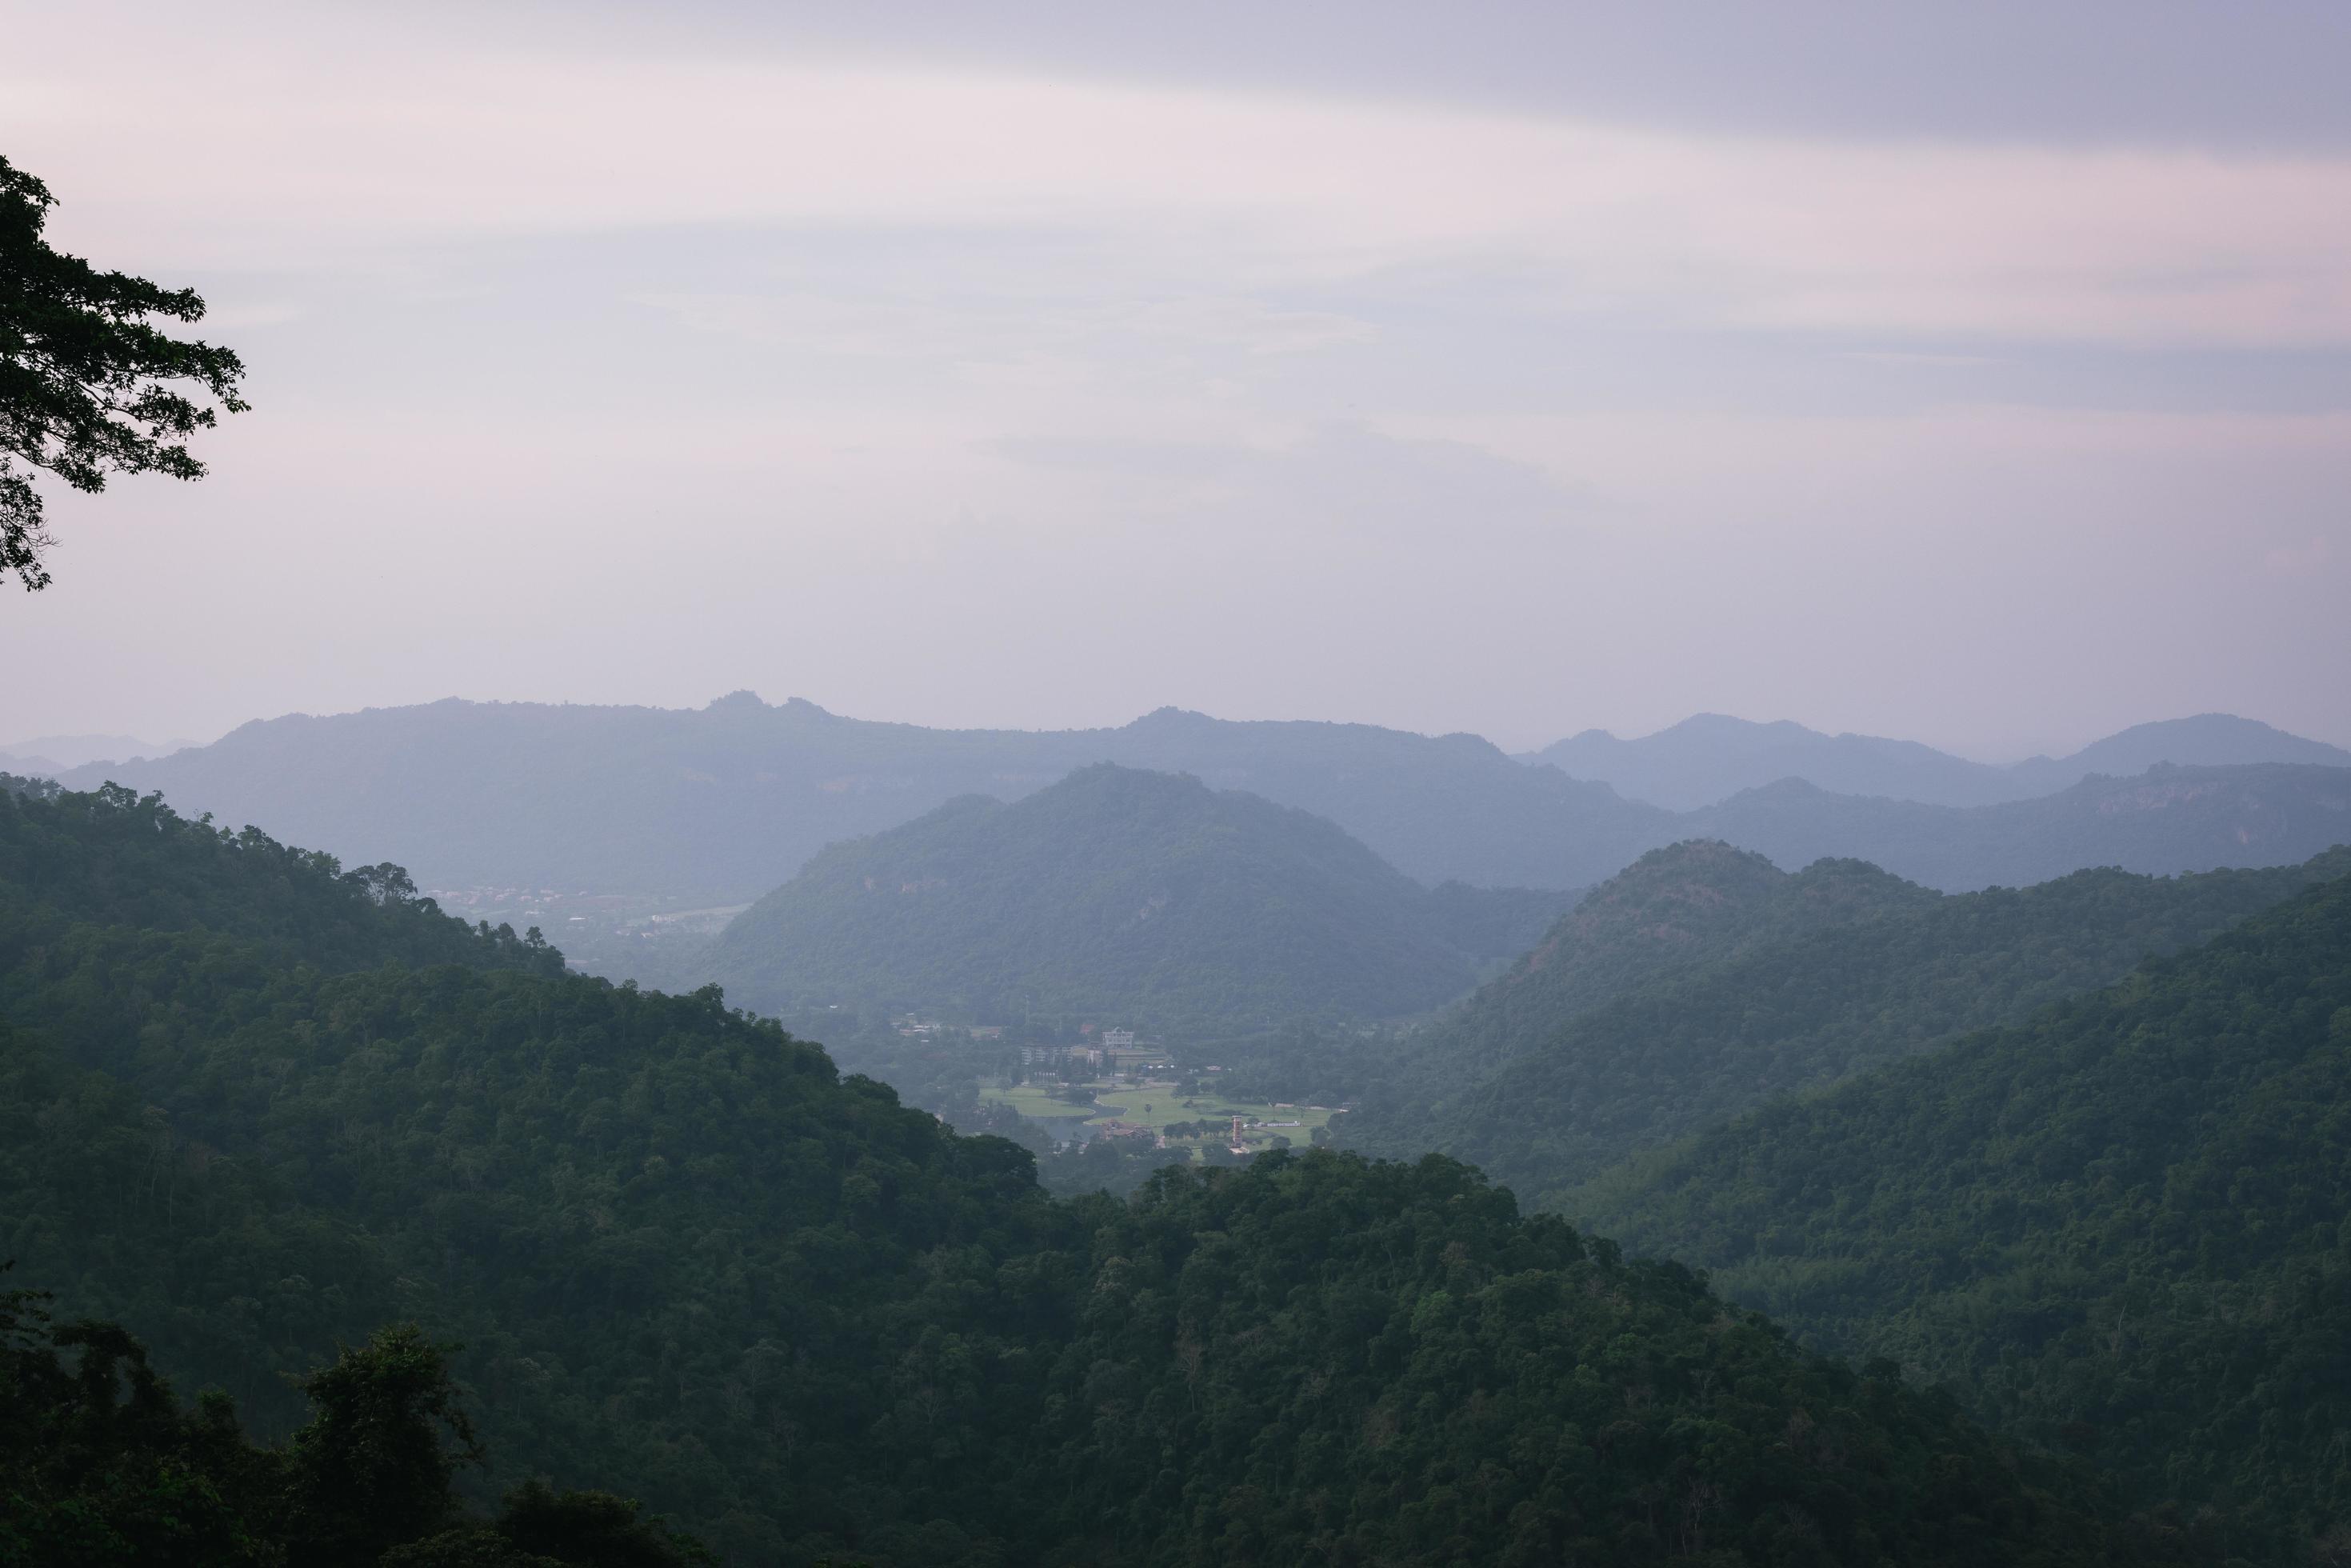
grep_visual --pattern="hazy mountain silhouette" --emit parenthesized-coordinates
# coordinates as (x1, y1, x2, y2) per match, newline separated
(2007, 712, 2351, 793)
(1685, 763, 2351, 890)
(1525, 714, 2024, 810)
(704, 763, 1573, 1030)
(59, 696, 2351, 904)
(0, 731, 192, 774)
(1525, 710, 2349, 810)
(56, 695, 1669, 901)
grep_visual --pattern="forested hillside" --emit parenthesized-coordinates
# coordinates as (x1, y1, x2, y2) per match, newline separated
(0, 781, 2205, 1565)
(705, 764, 1573, 1030)
(1423, 841, 1939, 1072)
(1, 1288, 709, 1565)
(0, 772, 562, 977)
(1344, 843, 2351, 1203)
(1574, 872, 2351, 1563)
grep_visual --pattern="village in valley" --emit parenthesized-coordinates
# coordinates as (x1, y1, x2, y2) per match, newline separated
(918, 1022, 1349, 1158)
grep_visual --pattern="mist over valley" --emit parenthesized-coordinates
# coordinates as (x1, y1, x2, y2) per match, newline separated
(8, 9, 2351, 1564)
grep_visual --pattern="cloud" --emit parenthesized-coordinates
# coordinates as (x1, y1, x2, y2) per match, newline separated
(991, 425, 1600, 543)
(7, 8, 2351, 349)
(629, 286, 1375, 365)
(6, 3, 2347, 760)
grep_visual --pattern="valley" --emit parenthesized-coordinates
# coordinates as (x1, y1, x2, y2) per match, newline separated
(979, 1076, 1345, 1154)
(10, 739, 2351, 1564)
(11, 38, 2351, 1563)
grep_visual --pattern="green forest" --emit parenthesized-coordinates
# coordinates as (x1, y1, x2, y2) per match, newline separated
(0, 778, 2266, 1565)
(3, 1286, 707, 1566)
(1341, 840, 2351, 1202)
(1573, 874, 2351, 1562)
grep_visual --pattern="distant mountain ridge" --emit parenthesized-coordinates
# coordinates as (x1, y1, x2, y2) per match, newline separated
(704, 763, 1575, 1030)
(1683, 762, 2351, 891)
(0, 731, 193, 774)
(59, 695, 1671, 902)
(1525, 711, 2351, 810)
(56, 694, 2351, 906)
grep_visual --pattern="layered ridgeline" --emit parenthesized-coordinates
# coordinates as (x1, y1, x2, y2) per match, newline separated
(1525, 711, 2351, 811)
(56, 695, 1671, 902)
(2, 781, 2197, 1566)
(51, 694, 2349, 914)
(1683, 762, 2351, 892)
(1342, 840, 2351, 1206)
(1574, 872, 2351, 1563)
(704, 764, 1574, 1030)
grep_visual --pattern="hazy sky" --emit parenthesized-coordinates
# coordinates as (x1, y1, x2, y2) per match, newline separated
(5, 0, 2348, 759)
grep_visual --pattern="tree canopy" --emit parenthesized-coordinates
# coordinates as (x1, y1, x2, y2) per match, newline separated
(0, 152, 246, 593)
(1341, 842, 2351, 1203)
(0, 780, 2201, 1563)
(1577, 871, 2351, 1561)
(0, 1280, 709, 1566)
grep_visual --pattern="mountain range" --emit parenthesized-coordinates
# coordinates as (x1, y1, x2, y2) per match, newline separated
(53, 695, 1668, 902)
(2, 775, 2181, 1565)
(0, 730, 194, 775)
(46, 696, 2351, 906)
(703, 763, 1574, 1030)
(1525, 711, 2351, 810)
(1682, 762, 2351, 890)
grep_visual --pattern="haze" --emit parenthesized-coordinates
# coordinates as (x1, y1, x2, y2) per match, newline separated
(4, 0, 2348, 758)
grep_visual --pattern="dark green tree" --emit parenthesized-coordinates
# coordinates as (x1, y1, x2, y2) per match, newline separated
(0, 152, 246, 593)
(284, 1326, 478, 1562)
(0, 1279, 278, 1566)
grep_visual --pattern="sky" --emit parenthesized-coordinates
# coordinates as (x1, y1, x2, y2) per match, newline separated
(3, 0, 2348, 761)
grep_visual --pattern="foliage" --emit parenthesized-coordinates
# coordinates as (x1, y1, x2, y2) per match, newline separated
(1575, 872, 2351, 1562)
(0, 1282, 703, 1566)
(706, 764, 1573, 1034)
(1345, 843, 2351, 1202)
(0, 778, 566, 977)
(1420, 842, 1937, 1073)
(1014, 1151, 2182, 1568)
(0, 1280, 274, 1566)
(286, 1323, 481, 1561)
(0, 152, 247, 593)
(0, 782, 2192, 1563)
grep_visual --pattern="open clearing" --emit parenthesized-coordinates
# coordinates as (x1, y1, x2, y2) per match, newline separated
(982, 1076, 1344, 1153)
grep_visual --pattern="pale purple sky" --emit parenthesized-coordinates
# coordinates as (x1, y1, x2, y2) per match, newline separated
(4, 0, 2347, 759)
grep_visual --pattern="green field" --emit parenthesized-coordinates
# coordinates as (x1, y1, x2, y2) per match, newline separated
(982, 1076, 1343, 1153)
